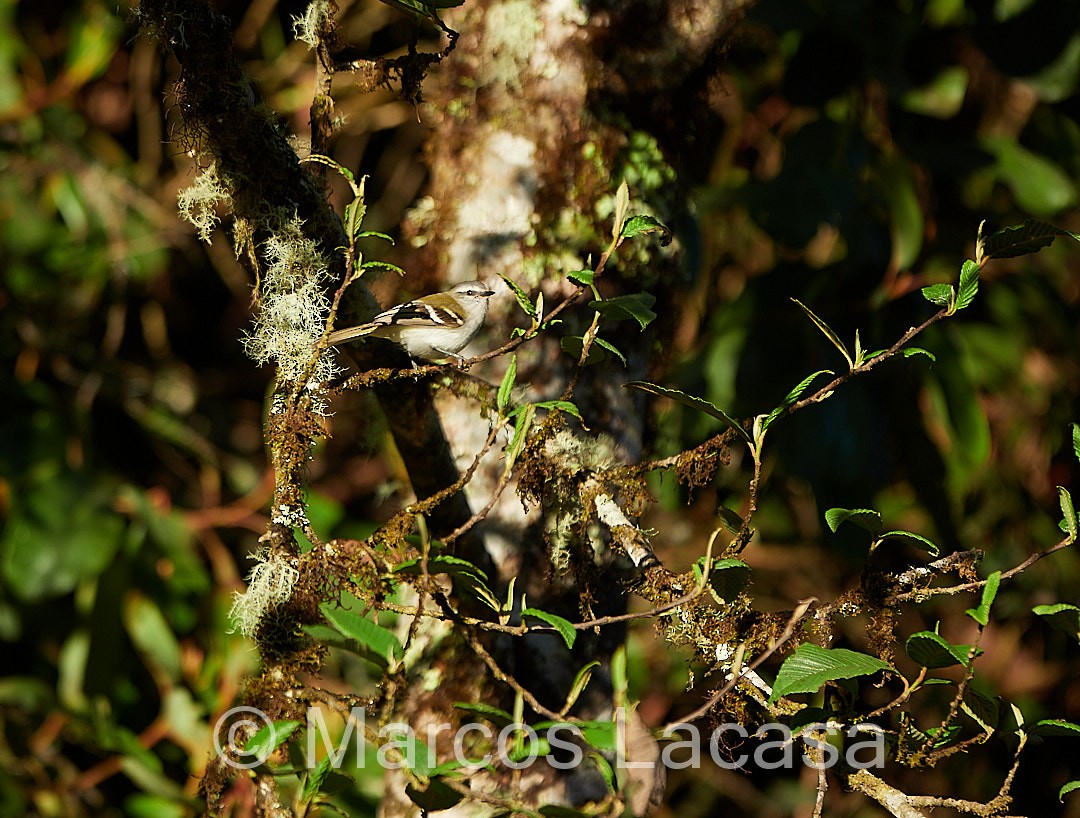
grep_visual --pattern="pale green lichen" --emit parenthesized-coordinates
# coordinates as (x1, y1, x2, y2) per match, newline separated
(229, 550, 300, 637)
(292, 0, 332, 49)
(242, 215, 338, 391)
(177, 162, 233, 243)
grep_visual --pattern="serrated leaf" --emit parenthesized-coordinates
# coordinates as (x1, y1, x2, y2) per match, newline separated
(355, 230, 395, 244)
(498, 355, 517, 415)
(319, 604, 403, 669)
(978, 219, 1080, 263)
(500, 275, 536, 319)
(589, 293, 657, 329)
(624, 381, 752, 445)
(879, 530, 941, 556)
(1034, 719, 1080, 738)
(905, 631, 978, 668)
(505, 403, 535, 475)
(567, 269, 595, 286)
(1033, 603, 1080, 641)
(522, 608, 577, 649)
(620, 214, 673, 246)
(245, 719, 301, 762)
(965, 570, 1000, 626)
(903, 347, 936, 362)
(921, 283, 954, 307)
(955, 259, 979, 311)
(1060, 780, 1080, 802)
(1059, 487, 1077, 539)
(769, 645, 892, 702)
(825, 508, 883, 536)
(300, 754, 333, 803)
(359, 260, 406, 276)
(960, 686, 999, 732)
(1072, 422, 1080, 463)
(791, 299, 853, 369)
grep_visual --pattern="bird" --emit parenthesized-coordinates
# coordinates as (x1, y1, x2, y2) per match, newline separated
(326, 280, 495, 362)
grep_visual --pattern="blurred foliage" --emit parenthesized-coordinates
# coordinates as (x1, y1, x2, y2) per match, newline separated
(0, 0, 1078, 815)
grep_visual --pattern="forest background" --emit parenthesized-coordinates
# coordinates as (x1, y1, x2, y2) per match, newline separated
(3, 0, 1080, 816)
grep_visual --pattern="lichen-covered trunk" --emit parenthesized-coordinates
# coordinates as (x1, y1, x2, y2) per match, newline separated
(379, 1, 748, 814)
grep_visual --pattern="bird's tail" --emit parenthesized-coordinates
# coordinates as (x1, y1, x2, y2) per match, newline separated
(326, 322, 381, 345)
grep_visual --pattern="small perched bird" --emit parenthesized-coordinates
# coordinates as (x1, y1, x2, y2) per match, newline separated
(326, 280, 495, 362)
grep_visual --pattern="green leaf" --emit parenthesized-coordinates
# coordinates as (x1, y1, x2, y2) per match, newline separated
(500, 275, 536, 319)
(620, 214, 673, 246)
(522, 608, 577, 649)
(763, 369, 835, 430)
(716, 507, 745, 536)
(393, 555, 497, 605)
(1033, 603, 1080, 641)
(624, 381, 752, 445)
(319, 604, 403, 669)
(567, 269, 595, 286)
(534, 400, 583, 420)
(1059, 486, 1078, 540)
(954, 259, 979, 311)
(300, 754, 333, 803)
(355, 230, 395, 244)
(878, 530, 940, 556)
(1034, 719, 1080, 738)
(406, 777, 464, 812)
(960, 686, 1000, 731)
(124, 595, 182, 683)
(612, 180, 630, 240)
(905, 631, 978, 669)
(921, 283, 955, 307)
(245, 719, 301, 762)
(562, 334, 624, 366)
(825, 508, 883, 536)
(879, 154, 924, 271)
(589, 293, 657, 329)
(976, 219, 1079, 263)
(791, 299, 853, 369)
(593, 337, 627, 366)
(497, 355, 517, 415)
(1060, 780, 1080, 802)
(1072, 422, 1080, 463)
(393, 554, 488, 582)
(903, 347, 936, 362)
(770, 645, 892, 702)
(505, 403, 535, 474)
(359, 260, 406, 276)
(694, 557, 751, 603)
(979, 137, 1078, 216)
(562, 661, 600, 714)
(453, 702, 514, 726)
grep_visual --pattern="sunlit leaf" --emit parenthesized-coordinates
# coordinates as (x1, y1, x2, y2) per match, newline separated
(624, 381, 751, 445)
(770, 645, 892, 701)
